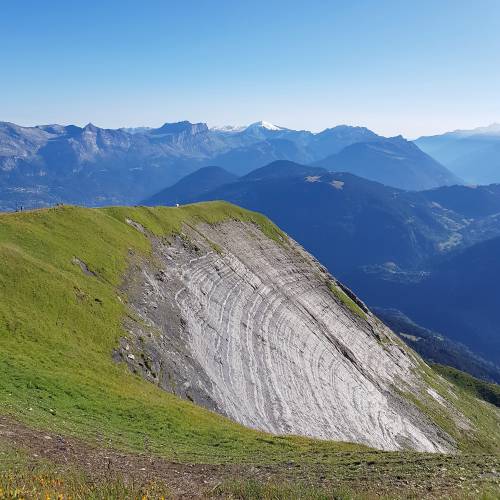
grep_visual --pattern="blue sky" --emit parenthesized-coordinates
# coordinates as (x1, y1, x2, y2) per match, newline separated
(1, 0, 499, 137)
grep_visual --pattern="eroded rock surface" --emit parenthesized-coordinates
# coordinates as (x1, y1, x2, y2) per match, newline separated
(118, 220, 455, 452)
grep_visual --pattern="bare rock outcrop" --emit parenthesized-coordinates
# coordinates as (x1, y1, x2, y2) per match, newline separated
(119, 219, 456, 452)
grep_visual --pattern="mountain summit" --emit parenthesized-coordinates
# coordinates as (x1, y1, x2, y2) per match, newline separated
(245, 120, 285, 131)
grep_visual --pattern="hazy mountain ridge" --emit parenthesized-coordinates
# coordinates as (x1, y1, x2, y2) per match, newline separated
(145, 166, 238, 206)
(416, 124, 500, 185)
(315, 135, 461, 190)
(0, 120, 457, 209)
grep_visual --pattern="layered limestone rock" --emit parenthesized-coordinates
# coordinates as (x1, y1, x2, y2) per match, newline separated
(119, 219, 456, 452)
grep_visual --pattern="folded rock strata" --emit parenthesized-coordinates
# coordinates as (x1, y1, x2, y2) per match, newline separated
(119, 219, 457, 452)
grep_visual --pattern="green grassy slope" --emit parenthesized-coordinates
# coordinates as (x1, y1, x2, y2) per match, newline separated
(0, 202, 367, 464)
(398, 360, 500, 454)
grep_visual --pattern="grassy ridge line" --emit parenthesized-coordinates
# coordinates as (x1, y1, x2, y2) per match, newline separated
(432, 364, 500, 408)
(104, 201, 287, 250)
(327, 283, 366, 319)
(0, 202, 370, 464)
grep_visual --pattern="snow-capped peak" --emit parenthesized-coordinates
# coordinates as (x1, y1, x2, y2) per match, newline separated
(211, 121, 285, 134)
(246, 120, 283, 131)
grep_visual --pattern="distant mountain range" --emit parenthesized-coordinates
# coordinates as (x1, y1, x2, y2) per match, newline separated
(416, 123, 500, 184)
(0, 119, 459, 210)
(144, 161, 500, 368)
(145, 166, 238, 206)
(315, 135, 461, 190)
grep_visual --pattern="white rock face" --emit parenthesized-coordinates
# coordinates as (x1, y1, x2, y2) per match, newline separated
(122, 220, 455, 453)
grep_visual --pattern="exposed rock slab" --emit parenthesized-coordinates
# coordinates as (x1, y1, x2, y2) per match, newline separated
(119, 220, 455, 452)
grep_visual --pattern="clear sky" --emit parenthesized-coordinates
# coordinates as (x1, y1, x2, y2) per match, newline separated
(1, 0, 499, 138)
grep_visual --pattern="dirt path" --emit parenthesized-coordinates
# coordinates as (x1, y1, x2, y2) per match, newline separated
(0, 416, 499, 498)
(0, 416, 249, 498)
